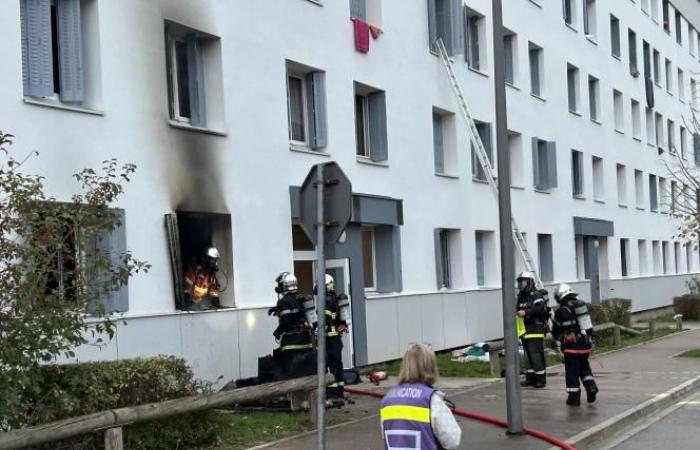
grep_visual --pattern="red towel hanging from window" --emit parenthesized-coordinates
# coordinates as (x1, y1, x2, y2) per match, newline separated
(352, 18, 370, 53)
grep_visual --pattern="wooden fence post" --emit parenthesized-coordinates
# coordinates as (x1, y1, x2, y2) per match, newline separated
(104, 427, 123, 450)
(613, 326, 622, 346)
(675, 314, 683, 332)
(649, 320, 656, 337)
(489, 350, 501, 378)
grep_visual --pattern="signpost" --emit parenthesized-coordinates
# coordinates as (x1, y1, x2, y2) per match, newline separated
(298, 162, 352, 450)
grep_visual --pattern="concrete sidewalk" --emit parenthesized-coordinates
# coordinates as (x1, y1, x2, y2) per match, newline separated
(257, 330, 700, 450)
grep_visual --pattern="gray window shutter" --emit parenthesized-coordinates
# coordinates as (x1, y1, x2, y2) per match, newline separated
(350, 0, 366, 20)
(538, 235, 553, 282)
(583, 0, 589, 34)
(475, 233, 485, 285)
(186, 34, 206, 127)
(427, 0, 437, 49)
(433, 114, 444, 173)
(90, 209, 129, 314)
(546, 141, 558, 188)
(693, 134, 700, 166)
(434, 229, 444, 289)
(532, 137, 542, 189)
(449, 0, 465, 56)
(376, 226, 402, 293)
(306, 71, 327, 150)
(368, 91, 388, 162)
(529, 50, 540, 96)
(504, 36, 513, 83)
(21, 0, 54, 97)
(56, 0, 83, 103)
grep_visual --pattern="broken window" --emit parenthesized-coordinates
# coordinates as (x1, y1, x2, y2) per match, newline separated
(165, 211, 233, 310)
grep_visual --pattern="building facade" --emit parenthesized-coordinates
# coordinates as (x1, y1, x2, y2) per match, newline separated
(2, 0, 700, 384)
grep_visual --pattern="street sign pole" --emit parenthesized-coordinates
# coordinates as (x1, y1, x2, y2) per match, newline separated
(492, 0, 524, 434)
(315, 163, 327, 450)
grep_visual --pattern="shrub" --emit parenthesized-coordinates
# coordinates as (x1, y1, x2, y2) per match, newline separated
(588, 298, 632, 327)
(23, 356, 225, 450)
(674, 294, 700, 320)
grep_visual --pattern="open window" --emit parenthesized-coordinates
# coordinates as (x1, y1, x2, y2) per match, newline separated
(165, 211, 234, 310)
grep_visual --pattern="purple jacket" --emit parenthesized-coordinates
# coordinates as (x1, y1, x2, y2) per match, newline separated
(380, 382, 440, 450)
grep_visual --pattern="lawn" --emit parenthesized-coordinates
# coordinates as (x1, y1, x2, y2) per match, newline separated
(676, 349, 700, 358)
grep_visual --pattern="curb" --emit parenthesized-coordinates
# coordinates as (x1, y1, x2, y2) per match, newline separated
(545, 374, 700, 450)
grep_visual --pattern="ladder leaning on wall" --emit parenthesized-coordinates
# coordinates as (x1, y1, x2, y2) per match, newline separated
(435, 38, 545, 291)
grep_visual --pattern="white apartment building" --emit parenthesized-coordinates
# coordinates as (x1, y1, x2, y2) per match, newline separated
(2, 0, 700, 385)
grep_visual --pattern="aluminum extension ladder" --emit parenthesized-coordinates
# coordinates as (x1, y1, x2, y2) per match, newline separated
(435, 38, 544, 290)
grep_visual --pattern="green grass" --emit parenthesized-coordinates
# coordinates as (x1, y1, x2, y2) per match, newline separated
(593, 327, 675, 354)
(634, 313, 678, 324)
(676, 349, 700, 358)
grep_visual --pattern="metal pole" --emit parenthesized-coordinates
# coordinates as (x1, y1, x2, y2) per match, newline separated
(492, 0, 523, 434)
(315, 164, 327, 450)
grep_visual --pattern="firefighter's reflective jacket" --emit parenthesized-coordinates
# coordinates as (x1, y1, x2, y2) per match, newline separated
(324, 292, 347, 338)
(184, 264, 220, 303)
(274, 293, 313, 352)
(516, 289, 549, 339)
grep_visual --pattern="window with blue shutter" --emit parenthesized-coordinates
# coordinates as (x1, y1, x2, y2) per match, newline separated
(375, 225, 402, 293)
(433, 113, 445, 173)
(368, 91, 388, 162)
(546, 141, 558, 188)
(89, 209, 129, 314)
(20, 0, 54, 98)
(306, 71, 328, 150)
(350, 0, 366, 20)
(537, 234, 554, 282)
(56, 0, 83, 103)
(427, 0, 463, 56)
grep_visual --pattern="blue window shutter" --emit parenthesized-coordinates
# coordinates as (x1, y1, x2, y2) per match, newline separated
(368, 91, 388, 161)
(547, 141, 558, 188)
(427, 0, 437, 49)
(90, 209, 129, 314)
(433, 114, 444, 173)
(22, 0, 54, 97)
(449, 0, 465, 56)
(56, 0, 84, 103)
(434, 229, 444, 289)
(186, 34, 206, 127)
(375, 226, 402, 293)
(532, 137, 541, 189)
(350, 0, 366, 20)
(306, 71, 327, 150)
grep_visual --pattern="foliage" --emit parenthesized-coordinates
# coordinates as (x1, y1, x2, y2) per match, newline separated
(676, 349, 700, 358)
(686, 277, 700, 295)
(674, 294, 700, 320)
(0, 130, 149, 429)
(589, 298, 632, 327)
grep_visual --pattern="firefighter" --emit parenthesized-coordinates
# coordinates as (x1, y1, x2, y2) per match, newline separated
(516, 271, 549, 389)
(317, 274, 351, 401)
(552, 283, 599, 406)
(183, 247, 221, 310)
(269, 272, 314, 377)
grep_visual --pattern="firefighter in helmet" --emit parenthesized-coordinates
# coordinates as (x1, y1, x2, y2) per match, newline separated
(316, 274, 352, 401)
(184, 247, 221, 310)
(552, 283, 599, 406)
(516, 271, 550, 388)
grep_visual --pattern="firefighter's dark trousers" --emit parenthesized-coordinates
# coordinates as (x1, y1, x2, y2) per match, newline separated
(522, 337, 546, 385)
(326, 336, 345, 398)
(564, 353, 596, 394)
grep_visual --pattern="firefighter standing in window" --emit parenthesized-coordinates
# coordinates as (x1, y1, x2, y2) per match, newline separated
(317, 274, 352, 403)
(269, 272, 315, 378)
(183, 247, 221, 310)
(516, 271, 550, 389)
(552, 283, 599, 406)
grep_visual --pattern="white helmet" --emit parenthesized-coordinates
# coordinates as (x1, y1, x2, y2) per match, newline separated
(275, 272, 298, 294)
(517, 271, 536, 282)
(325, 274, 335, 292)
(206, 247, 220, 259)
(554, 283, 575, 303)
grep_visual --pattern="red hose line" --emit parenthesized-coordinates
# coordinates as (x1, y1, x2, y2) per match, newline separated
(345, 387, 577, 450)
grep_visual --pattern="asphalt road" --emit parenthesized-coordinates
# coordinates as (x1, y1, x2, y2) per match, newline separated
(611, 391, 700, 450)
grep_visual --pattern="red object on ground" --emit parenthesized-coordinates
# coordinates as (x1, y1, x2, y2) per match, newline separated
(344, 387, 578, 450)
(369, 371, 387, 385)
(353, 18, 370, 53)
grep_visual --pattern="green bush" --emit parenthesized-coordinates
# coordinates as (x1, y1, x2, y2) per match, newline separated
(588, 298, 632, 327)
(674, 294, 700, 320)
(22, 356, 226, 450)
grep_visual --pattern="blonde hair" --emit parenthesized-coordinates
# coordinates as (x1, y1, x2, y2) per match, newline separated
(398, 343, 439, 386)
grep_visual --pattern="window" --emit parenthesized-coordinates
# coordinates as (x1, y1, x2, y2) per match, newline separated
(474, 231, 495, 287)
(354, 82, 388, 162)
(509, 131, 524, 187)
(435, 229, 460, 289)
(583, 0, 597, 38)
(532, 138, 558, 191)
(671, 180, 677, 213)
(361, 226, 376, 290)
(613, 89, 624, 132)
(655, 112, 664, 150)
(691, 27, 697, 56)
(645, 107, 655, 144)
(610, 15, 621, 58)
(635, 169, 645, 208)
(433, 109, 457, 175)
(678, 68, 685, 101)
(651, 0, 660, 22)
(667, 119, 675, 153)
(674, 242, 681, 273)
(472, 121, 492, 181)
(593, 156, 604, 201)
(649, 174, 658, 211)
(466, 8, 486, 72)
(427, 0, 464, 56)
(563, 0, 575, 27)
(20, 0, 101, 108)
(638, 239, 648, 275)
(686, 243, 693, 273)
(680, 126, 687, 158)
(653, 49, 661, 85)
(529, 42, 544, 97)
(643, 41, 651, 79)
(675, 10, 683, 45)
(631, 99, 641, 140)
(537, 234, 554, 282)
(617, 163, 627, 206)
(572, 149, 584, 197)
(351, 0, 382, 26)
(662, 0, 670, 32)
(628, 29, 639, 76)
(504, 30, 517, 85)
(360, 225, 402, 293)
(286, 62, 327, 150)
(567, 64, 580, 114)
(652, 240, 661, 274)
(659, 176, 668, 213)
(165, 22, 224, 129)
(662, 241, 669, 274)
(620, 238, 630, 277)
(588, 75, 600, 121)
(665, 58, 673, 94)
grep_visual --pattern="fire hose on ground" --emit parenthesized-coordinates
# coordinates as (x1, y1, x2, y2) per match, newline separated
(344, 387, 577, 450)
